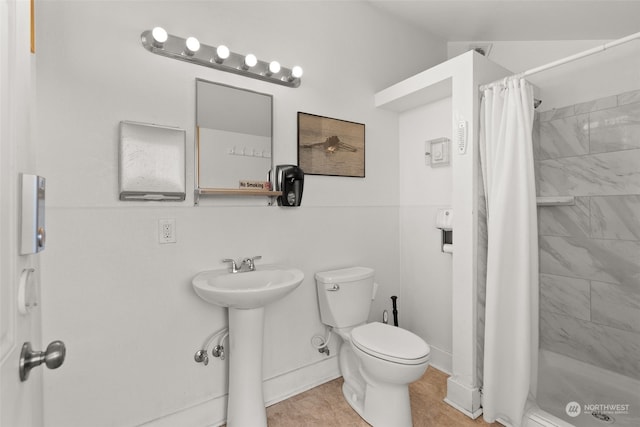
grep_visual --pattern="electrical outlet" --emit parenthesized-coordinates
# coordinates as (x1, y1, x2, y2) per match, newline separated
(158, 219, 176, 244)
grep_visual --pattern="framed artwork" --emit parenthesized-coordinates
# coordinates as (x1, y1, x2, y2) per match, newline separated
(297, 112, 365, 177)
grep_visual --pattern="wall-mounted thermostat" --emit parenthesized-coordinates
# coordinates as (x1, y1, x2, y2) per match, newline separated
(425, 137, 451, 168)
(21, 174, 46, 255)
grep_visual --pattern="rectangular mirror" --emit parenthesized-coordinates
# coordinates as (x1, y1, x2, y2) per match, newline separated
(196, 79, 274, 195)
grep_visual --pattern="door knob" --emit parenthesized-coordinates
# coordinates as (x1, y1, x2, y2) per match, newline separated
(19, 340, 66, 382)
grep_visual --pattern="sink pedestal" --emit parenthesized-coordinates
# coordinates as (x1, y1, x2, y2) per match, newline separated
(191, 265, 304, 426)
(226, 306, 267, 427)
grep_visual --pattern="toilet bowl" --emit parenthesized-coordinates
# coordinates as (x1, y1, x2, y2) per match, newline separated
(315, 267, 430, 427)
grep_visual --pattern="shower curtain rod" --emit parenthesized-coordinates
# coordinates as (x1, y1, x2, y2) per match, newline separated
(479, 30, 640, 91)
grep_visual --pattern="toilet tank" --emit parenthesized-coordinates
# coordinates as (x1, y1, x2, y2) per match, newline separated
(315, 266, 375, 328)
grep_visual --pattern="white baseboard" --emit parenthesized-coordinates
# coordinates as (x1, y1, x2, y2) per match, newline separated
(138, 393, 228, 427)
(428, 344, 452, 374)
(264, 355, 340, 406)
(444, 375, 482, 419)
(140, 356, 340, 427)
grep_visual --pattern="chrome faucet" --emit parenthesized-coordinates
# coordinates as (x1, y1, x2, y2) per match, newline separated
(222, 256, 262, 273)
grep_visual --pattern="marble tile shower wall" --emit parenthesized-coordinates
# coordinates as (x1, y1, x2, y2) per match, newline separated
(476, 170, 487, 387)
(535, 89, 640, 380)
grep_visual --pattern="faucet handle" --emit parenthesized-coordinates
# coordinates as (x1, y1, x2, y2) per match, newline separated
(222, 258, 239, 273)
(243, 256, 262, 271)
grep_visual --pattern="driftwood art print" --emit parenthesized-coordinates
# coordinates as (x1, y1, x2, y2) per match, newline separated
(297, 112, 365, 177)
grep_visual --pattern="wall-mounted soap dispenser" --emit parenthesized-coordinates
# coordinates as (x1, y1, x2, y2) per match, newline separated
(20, 174, 46, 254)
(271, 165, 304, 207)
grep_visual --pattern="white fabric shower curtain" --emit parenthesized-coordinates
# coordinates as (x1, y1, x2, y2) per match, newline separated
(480, 78, 539, 426)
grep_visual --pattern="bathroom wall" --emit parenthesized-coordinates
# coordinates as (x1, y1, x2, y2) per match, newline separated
(35, 1, 446, 426)
(376, 52, 513, 414)
(398, 97, 453, 372)
(535, 88, 640, 380)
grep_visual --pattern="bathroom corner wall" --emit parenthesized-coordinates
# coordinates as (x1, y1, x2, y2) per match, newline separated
(535, 89, 640, 379)
(398, 97, 453, 373)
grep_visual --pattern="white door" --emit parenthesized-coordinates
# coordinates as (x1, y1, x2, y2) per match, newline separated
(1, 1, 46, 426)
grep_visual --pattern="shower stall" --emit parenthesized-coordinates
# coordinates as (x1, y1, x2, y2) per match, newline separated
(375, 34, 638, 427)
(478, 34, 640, 427)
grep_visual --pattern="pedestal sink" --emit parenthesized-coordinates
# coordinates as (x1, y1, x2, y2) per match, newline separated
(192, 264, 304, 427)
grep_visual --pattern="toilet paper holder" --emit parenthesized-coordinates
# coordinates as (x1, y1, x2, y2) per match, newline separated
(441, 230, 453, 253)
(435, 209, 453, 253)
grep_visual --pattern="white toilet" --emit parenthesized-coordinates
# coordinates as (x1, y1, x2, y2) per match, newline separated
(315, 266, 430, 427)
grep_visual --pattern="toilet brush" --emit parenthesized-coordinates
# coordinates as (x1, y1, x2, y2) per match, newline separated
(391, 296, 399, 327)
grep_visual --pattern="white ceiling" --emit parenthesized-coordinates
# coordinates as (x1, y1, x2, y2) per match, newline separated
(368, 0, 640, 41)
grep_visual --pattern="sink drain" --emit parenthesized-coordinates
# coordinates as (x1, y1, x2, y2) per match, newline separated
(591, 411, 615, 424)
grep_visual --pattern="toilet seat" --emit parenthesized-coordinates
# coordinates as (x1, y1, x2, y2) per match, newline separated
(351, 322, 430, 365)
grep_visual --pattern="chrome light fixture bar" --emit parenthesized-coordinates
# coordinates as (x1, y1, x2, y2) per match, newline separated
(141, 28, 303, 88)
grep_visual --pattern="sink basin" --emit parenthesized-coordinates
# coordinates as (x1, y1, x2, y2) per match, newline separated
(192, 264, 304, 309)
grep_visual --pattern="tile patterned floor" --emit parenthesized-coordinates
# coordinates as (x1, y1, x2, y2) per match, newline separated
(265, 367, 502, 426)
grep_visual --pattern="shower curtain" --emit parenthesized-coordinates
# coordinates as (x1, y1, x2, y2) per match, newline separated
(479, 77, 539, 426)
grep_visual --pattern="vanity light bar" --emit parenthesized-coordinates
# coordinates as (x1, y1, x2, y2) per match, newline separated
(140, 28, 303, 88)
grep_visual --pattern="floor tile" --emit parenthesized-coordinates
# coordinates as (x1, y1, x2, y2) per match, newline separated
(264, 367, 502, 426)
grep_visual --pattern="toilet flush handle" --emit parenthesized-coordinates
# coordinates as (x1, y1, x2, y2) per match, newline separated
(327, 284, 340, 292)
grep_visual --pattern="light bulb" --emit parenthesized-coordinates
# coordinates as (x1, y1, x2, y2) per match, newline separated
(268, 61, 281, 75)
(243, 54, 258, 69)
(214, 45, 230, 63)
(291, 65, 303, 79)
(185, 37, 200, 55)
(151, 27, 168, 47)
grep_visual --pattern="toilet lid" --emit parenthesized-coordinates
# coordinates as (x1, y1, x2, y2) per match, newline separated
(351, 322, 430, 365)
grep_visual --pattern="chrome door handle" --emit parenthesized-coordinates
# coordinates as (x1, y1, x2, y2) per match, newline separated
(19, 340, 66, 382)
(326, 284, 340, 291)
